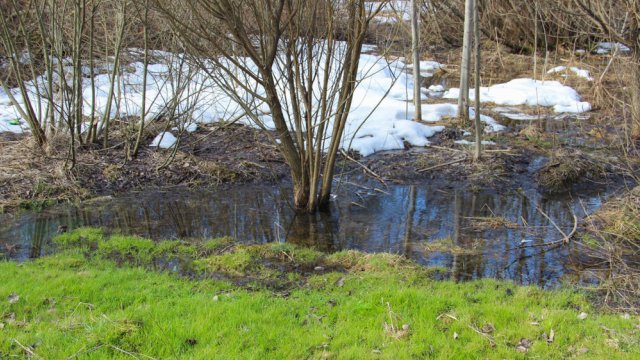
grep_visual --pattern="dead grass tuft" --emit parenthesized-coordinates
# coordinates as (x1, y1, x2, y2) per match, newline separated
(536, 151, 603, 194)
(581, 186, 640, 313)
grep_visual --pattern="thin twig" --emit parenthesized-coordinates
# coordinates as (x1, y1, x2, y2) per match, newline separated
(12, 339, 42, 359)
(417, 156, 467, 173)
(467, 325, 496, 347)
(518, 206, 578, 249)
(339, 149, 387, 186)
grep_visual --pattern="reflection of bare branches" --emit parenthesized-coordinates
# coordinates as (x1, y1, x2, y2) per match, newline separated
(517, 206, 578, 249)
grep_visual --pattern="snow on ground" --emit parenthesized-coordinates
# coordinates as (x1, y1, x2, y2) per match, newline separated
(367, 0, 411, 24)
(150, 132, 177, 149)
(454, 139, 496, 146)
(492, 107, 540, 121)
(547, 66, 593, 81)
(0, 46, 445, 156)
(405, 60, 445, 77)
(0, 41, 592, 157)
(595, 42, 631, 55)
(427, 85, 445, 95)
(443, 78, 592, 114)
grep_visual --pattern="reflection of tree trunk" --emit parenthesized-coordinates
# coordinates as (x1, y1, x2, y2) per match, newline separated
(30, 218, 49, 258)
(286, 212, 334, 251)
(143, 206, 152, 237)
(452, 190, 462, 280)
(403, 186, 417, 256)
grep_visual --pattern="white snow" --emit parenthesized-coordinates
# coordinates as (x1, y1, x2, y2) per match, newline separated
(492, 107, 540, 121)
(406, 60, 445, 76)
(405, 60, 444, 71)
(0, 45, 446, 156)
(427, 85, 445, 94)
(361, 44, 378, 53)
(0, 109, 27, 134)
(150, 132, 177, 149)
(455, 140, 496, 146)
(0, 120, 27, 134)
(173, 122, 198, 133)
(595, 42, 631, 55)
(367, 0, 411, 23)
(443, 78, 591, 114)
(547, 66, 593, 81)
(1, 40, 594, 157)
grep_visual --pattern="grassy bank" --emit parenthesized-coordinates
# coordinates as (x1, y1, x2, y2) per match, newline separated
(0, 229, 638, 359)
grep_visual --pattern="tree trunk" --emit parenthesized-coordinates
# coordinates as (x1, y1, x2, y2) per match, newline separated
(473, 0, 481, 161)
(458, 0, 474, 123)
(411, 0, 422, 121)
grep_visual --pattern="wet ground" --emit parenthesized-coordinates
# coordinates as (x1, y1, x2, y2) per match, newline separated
(0, 180, 622, 288)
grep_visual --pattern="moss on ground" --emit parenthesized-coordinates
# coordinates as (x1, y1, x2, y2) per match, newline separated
(0, 228, 637, 358)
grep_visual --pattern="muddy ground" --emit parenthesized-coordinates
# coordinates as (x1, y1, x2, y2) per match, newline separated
(1, 108, 637, 214)
(2, 42, 639, 212)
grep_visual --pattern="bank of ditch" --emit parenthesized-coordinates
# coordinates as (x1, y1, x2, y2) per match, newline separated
(0, 228, 638, 358)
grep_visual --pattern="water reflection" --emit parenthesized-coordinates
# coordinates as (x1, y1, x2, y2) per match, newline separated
(0, 184, 604, 287)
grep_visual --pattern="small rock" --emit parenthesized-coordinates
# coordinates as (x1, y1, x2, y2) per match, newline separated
(402, 324, 410, 331)
(577, 312, 588, 320)
(7, 293, 19, 304)
(212, 295, 219, 302)
(335, 277, 345, 287)
(519, 338, 532, 347)
(314, 266, 325, 272)
(453, 332, 459, 340)
(481, 323, 495, 334)
(577, 348, 589, 355)
(516, 338, 532, 352)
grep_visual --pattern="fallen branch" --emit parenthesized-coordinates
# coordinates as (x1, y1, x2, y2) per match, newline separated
(517, 206, 578, 249)
(468, 325, 496, 347)
(417, 156, 467, 173)
(12, 339, 42, 359)
(339, 150, 387, 186)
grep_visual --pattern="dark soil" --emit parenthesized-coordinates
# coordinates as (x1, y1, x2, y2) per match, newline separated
(0, 122, 289, 212)
(0, 112, 637, 213)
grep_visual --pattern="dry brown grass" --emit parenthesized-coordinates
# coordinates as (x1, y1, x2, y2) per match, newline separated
(580, 186, 640, 312)
(0, 134, 80, 210)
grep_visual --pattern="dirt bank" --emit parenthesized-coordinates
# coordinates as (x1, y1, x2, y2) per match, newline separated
(1, 110, 636, 214)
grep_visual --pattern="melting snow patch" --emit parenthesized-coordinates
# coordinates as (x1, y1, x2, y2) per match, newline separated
(595, 42, 631, 55)
(361, 44, 378, 53)
(348, 121, 444, 157)
(150, 132, 177, 149)
(455, 140, 496, 146)
(547, 66, 593, 81)
(443, 78, 591, 114)
(172, 122, 198, 133)
(427, 85, 445, 95)
(0, 43, 463, 157)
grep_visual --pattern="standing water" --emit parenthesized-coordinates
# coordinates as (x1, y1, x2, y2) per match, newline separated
(0, 183, 605, 287)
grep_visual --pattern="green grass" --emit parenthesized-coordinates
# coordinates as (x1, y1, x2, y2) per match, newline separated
(0, 229, 638, 359)
(53, 227, 105, 250)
